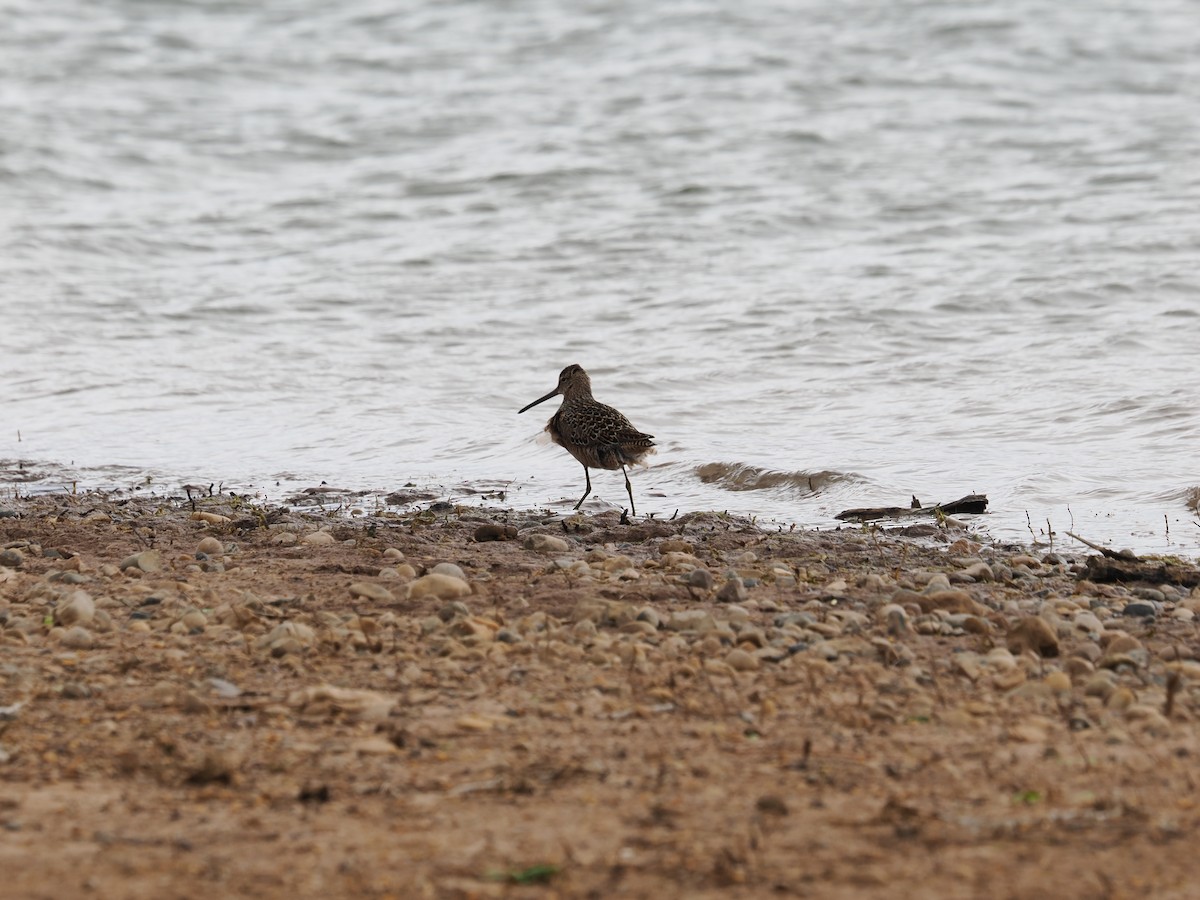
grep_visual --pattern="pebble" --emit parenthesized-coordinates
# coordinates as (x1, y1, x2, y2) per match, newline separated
(1006, 616, 1059, 658)
(725, 648, 760, 672)
(55, 591, 95, 627)
(258, 621, 316, 655)
(621, 621, 658, 636)
(300, 531, 336, 546)
(1043, 671, 1072, 693)
(667, 610, 717, 633)
(349, 582, 396, 603)
(1063, 657, 1095, 680)
(954, 655, 982, 680)
(1121, 602, 1158, 618)
(985, 647, 1017, 671)
(1099, 652, 1144, 671)
(60, 626, 94, 650)
(659, 539, 694, 554)
(909, 589, 985, 616)
(118, 550, 162, 573)
(602, 555, 634, 573)
(992, 667, 1026, 691)
(524, 534, 570, 554)
(1106, 687, 1136, 710)
(190, 511, 231, 525)
(437, 601, 471, 622)
(431, 562, 467, 581)
(196, 537, 223, 556)
(717, 577, 747, 604)
(959, 561, 994, 582)
(1083, 674, 1116, 700)
(1103, 633, 1143, 654)
(1073, 611, 1104, 634)
(922, 572, 952, 591)
(636, 607, 661, 629)
(687, 569, 714, 592)
(180, 610, 208, 630)
(0, 549, 23, 568)
(408, 573, 471, 601)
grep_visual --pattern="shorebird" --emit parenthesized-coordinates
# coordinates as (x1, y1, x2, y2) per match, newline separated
(518, 364, 655, 515)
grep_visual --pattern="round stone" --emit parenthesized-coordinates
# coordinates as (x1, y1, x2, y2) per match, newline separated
(197, 537, 223, 555)
(408, 574, 471, 601)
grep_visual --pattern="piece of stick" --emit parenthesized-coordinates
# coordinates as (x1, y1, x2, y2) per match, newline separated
(835, 493, 988, 522)
(1065, 531, 1135, 561)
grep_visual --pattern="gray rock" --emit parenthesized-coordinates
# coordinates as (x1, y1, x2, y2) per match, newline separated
(960, 562, 994, 582)
(437, 601, 471, 622)
(55, 591, 95, 628)
(119, 550, 162, 573)
(636, 607, 661, 629)
(687, 568, 714, 591)
(716, 577, 748, 604)
(1121, 602, 1158, 618)
(0, 549, 23, 568)
(878, 603, 909, 636)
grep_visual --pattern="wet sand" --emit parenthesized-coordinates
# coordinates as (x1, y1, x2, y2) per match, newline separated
(1, 492, 1199, 898)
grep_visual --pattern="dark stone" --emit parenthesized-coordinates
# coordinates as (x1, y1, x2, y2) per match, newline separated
(1122, 602, 1157, 618)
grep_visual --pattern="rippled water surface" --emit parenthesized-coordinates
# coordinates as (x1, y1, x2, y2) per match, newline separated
(3, 0, 1199, 552)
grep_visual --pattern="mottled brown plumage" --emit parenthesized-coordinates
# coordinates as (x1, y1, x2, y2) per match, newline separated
(518, 364, 655, 515)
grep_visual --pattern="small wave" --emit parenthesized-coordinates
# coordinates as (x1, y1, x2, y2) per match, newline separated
(694, 462, 855, 494)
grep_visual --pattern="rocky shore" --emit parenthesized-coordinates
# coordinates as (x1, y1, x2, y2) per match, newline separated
(1, 491, 1199, 898)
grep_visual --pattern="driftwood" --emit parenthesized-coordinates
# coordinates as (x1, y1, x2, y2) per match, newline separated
(1065, 531, 1136, 561)
(835, 493, 988, 523)
(1081, 555, 1200, 588)
(1067, 530, 1200, 587)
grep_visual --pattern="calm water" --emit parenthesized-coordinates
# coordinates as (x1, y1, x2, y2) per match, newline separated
(3, 0, 1199, 554)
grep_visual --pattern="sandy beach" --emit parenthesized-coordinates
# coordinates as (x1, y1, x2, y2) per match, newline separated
(1, 490, 1199, 898)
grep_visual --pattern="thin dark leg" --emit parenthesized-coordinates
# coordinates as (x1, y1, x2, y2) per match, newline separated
(574, 466, 592, 510)
(622, 464, 636, 517)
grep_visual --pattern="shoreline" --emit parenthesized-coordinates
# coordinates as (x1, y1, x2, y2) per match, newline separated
(6, 455, 1200, 561)
(2, 491, 1199, 897)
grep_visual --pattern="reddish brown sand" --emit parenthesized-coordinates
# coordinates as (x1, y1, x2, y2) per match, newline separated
(1, 494, 1199, 899)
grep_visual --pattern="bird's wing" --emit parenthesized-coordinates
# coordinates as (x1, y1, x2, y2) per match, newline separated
(560, 402, 652, 447)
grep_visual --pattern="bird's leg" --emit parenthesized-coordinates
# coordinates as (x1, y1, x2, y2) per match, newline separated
(621, 464, 636, 517)
(573, 466, 592, 510)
